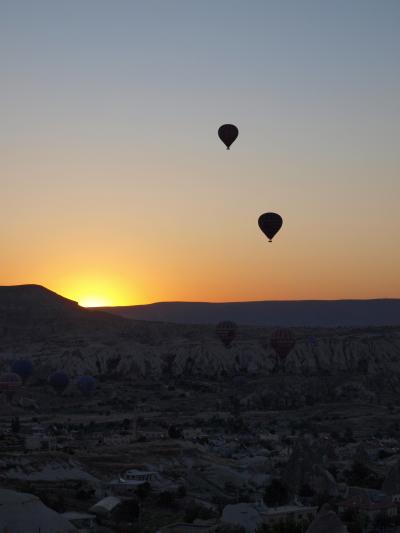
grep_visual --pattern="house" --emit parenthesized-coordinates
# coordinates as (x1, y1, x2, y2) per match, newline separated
(261, 504, 318, 526)
(137, 429, 166, 441)
(222, 502, 263, 532)
(89, 496, 121, 517)
(108, 469, 178, 497)
(306, 507, 347, 533)
(157, 519, 219, 532)
(62, 512, 97, 532)
(121, 469, 158, 482)
(338, 487, 399, 524)
(222, 502, 318, 532)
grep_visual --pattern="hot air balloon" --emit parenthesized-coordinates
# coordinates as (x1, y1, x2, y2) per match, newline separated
(308, 335, 317, 346)
(0, 372, 22, 401)
(77, 375, 96, 397)
(11, 358, 33, 384)
(216, 321, 237, 349)
(49, 371, 69, 395)
(270, 328, 296, 360)
(258, 213, 283, 242)
(218, 124, 238, 150)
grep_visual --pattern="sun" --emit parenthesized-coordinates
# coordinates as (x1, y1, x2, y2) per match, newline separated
(79, 296, 109, 308)
(59, 275, 138, 307)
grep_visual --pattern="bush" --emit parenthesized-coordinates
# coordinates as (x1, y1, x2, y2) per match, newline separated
(184, 503, 216, 523)
(263, 479, 289, 507)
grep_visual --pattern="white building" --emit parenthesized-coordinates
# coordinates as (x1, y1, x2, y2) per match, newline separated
(121, 469, 158, 482)
(89, 496, 121, 517)
(261, 504, 318, 526)
(222, 502, 318, 532)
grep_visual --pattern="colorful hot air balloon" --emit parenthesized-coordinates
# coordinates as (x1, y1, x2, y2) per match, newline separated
(77, 375, 96, 397)
(216, 321, 238, 349)
(0, 372, 22, 401)
(218, 124, 239, 150)
(270, 328, 296, 360)
(49, 371, 69, 395)
(258, 212, 283, 242)
(11, 359, 33, 384)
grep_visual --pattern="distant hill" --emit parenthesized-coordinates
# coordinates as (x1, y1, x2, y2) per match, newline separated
(101, 299, 400, 327)
(0, 284, 128, 340)
(0, 284, 78, 308)
(0, 284, 201, 344)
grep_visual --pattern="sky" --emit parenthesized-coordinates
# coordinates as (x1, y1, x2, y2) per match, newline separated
(1, 0, 400, 306)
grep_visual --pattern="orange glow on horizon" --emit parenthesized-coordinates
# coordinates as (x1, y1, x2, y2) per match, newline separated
(56, 275, 140, 308)
(79, 296, 109, 308)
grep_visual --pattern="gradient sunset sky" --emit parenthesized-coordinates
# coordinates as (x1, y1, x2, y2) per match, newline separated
(1, 1, 400, 306)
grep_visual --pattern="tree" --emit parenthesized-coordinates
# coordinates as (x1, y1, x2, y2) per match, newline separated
(184, 503, 216, 523)
(168, 425, 182, 439)
(299, 483, 315, 497)
(157, 490, 177, 508)
(136, 482, 151, 501)
(177, 485, 187, 498)
(373, 511, 391, 530)
(345, 461, 383, 489)
(11, 416, 20, 434)
(122, 418, 131, 430)
(113, 498, 140, 524)
(344, 426, 354, 442)
(263, 479, 289, 507)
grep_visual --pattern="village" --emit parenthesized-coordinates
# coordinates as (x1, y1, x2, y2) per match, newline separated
(2, 374, 400, 533)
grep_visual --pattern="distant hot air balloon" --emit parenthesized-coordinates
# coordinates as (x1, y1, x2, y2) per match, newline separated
(216, 321, 238, 349)
(11, 358, 33, 384)
(258, 213, 283, 242)
(308, 335, 317, 346)
(77, 375, 96, 397)
(270, 328, 296, 360)
(49, 371, 69, 395)
(0, 372, 22, 401)
(218, 124, 239, 150)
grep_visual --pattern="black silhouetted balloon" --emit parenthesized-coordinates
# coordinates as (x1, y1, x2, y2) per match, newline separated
(49, 371, 69, 394)
(271, 328, 296, 360)
(216, 321, 238, 348)
(258, 212, 283, 242)
(77, 375, 96, 397)
(218, 124, 238, 150)
(11, 359, 33, 384)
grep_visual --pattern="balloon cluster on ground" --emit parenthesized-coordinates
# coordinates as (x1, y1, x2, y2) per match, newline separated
(0, 360, 97, 402)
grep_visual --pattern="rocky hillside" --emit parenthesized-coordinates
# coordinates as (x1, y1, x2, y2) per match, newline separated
(1, 285, 400, 406)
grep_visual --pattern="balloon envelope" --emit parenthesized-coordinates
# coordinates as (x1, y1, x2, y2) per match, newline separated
(270, 328, 296, 359)
(216, 321, 238, 348)
(77, 375, 96, 397)
(218, 124, 239, 150)
(49, 371, 69, 394)
(11, 359, 33, 383)
(258, 212, 283, 242)
(0, 372, 22, 393)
